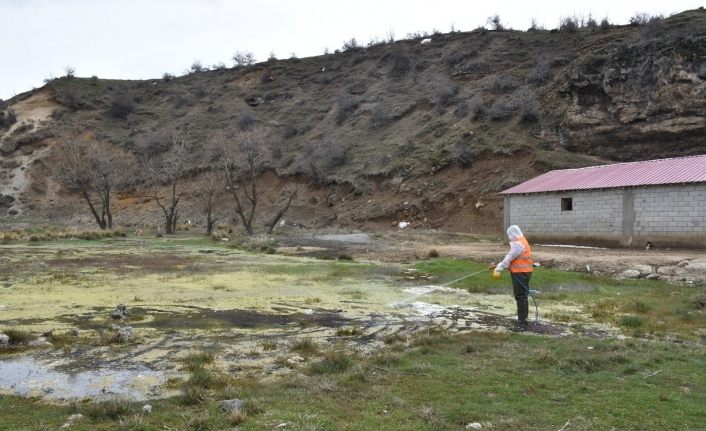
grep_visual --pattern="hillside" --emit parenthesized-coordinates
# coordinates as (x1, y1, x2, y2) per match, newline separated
(1, 9, 705, 234)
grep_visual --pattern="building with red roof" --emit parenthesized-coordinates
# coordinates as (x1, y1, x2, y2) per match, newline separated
(500, 155, 706, 248)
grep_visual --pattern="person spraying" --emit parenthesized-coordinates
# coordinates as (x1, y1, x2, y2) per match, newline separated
(492, 225, 533, 331)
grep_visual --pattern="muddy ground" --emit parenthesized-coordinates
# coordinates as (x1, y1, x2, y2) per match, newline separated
(0, 231, 702, 402)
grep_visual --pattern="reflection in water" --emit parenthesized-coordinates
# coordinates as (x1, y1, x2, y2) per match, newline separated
(0, 356, 165, 400)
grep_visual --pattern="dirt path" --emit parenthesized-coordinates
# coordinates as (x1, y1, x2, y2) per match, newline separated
(282, 230, 706, 282)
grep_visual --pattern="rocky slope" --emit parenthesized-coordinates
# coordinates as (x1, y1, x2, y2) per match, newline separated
(1, 9, 704, 233)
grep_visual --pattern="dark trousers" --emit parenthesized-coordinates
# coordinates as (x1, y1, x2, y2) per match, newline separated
(510, 272, 531, 325)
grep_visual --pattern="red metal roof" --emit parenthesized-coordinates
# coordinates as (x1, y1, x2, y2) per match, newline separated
(500, 154, 706, 194)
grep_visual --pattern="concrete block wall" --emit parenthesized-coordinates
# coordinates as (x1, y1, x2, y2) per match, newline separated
(504, 183, 706, 248)
(632, 184, 706, 244)
(505, 189, 623, 237)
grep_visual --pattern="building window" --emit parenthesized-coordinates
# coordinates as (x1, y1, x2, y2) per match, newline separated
(561, 197, 573, 211)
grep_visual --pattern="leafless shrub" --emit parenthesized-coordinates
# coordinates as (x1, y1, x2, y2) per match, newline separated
(454, 142, 472, 167)
(108, 92, 135, 119)
(487, 14, 503, 31)
(515, 87, 539, 122)
(433, 80, 459, 113)
(640, 16, 667, 41)
(126, 113, 138, 132)
(629, 12, 651, 26)
(233, 51, 256, 67)
(211, 62, 227, 71)
(162, 73, 175, 82)
(491, 74, 518, 93)
(586, 15, 598, 29)
(441, 50, 466, 68)
(342, 38, 360, 51)
(0, 108, 17, 129)
(457, 59, 491, 74)
(527, 54, 551, 86)
(528, 18, 544, 32)
(189, 60, 204, 74)
(190, 83, 207, 98)
(323, 134, 349, 169)
(64, 66, 76, 79)
(370, 104, 393, 127)
(387, 46, 412, 78)
(335, 95, 359, 125)
(237, 110, 256, 131)
(454, 99, 469, 118)
(488, 97, 517, 120)
(559, 16, 579, 33)
(467, 95, 485, 119)
(267, 52, 277, 62)
(599, 18, 611, 30)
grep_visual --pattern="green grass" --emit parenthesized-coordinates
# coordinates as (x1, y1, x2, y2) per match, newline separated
(1, 331, 703, 430)
(413, 258, 706, 340)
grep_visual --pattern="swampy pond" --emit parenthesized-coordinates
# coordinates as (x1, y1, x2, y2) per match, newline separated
(1, 235, 704, 430)
(0, 236, 600, 400)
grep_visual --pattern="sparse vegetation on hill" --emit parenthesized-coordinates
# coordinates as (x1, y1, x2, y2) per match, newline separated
(0, 8, 705, 232)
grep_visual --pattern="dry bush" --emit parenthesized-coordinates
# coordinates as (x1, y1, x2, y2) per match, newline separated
(527, 54, 552, 86)
(232, 51, 255, 67)
(487, 14, 503, 31)
(433, 80, 458, 113)
(189, 60, 204, 73)
(488, 97, 516, 120)
(515, 87, 539, 122)
(629, 12, 652, 26)
(237, 110, 255, 131)
(108, 91, 135, 119)
(335, 95, 359, 125)
(370, 104, 393, 127)
(386, 46, 412, 78)
(491, 74, 518, 93)
(0, 108, 17, 129)
(639, 16, 667, 41)
(342, 38, 360, 51)
(559, 16, 579, 33)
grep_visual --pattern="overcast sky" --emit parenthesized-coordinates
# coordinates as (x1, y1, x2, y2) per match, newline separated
(1, 0, 704, 100)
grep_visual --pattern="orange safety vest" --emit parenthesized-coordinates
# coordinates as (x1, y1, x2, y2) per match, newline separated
(509, 236, 533, 273)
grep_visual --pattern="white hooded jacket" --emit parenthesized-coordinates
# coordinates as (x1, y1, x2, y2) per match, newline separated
(496, 225, 525, 272)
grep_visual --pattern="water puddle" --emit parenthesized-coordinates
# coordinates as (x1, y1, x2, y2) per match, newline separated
(0, 356, 166, 400)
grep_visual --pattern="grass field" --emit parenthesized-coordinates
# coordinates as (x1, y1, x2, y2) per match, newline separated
(0, 236, 704, 430)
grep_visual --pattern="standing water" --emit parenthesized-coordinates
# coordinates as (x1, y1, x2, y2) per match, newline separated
(0, 356, 166, 400)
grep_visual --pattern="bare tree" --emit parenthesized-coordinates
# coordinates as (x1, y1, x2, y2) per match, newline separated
(212, 127, 297, 235)
(232, 51, 255, 67)
(194, 171, 220, 235)
(143, 130, 194, 234)
(53, 129, 132, 230)
(265, 185, 298, 234)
